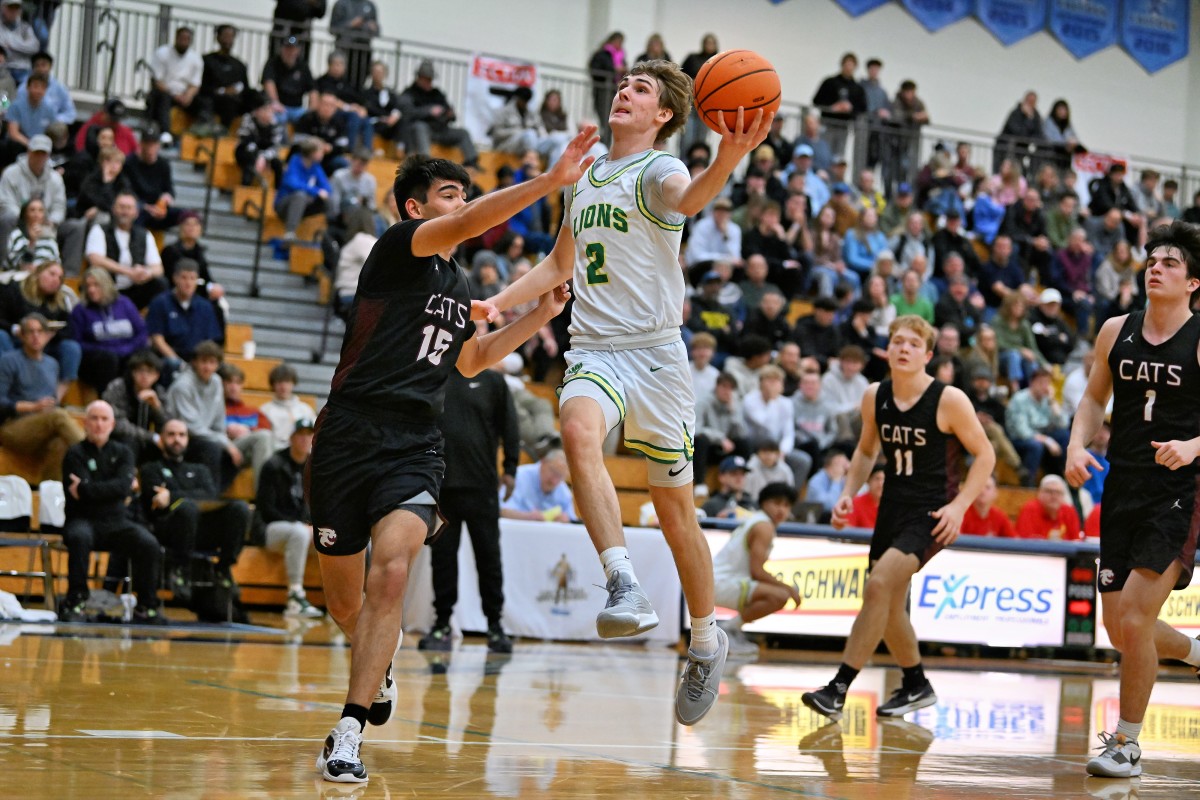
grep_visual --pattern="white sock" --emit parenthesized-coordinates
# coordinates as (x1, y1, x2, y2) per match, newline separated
(1116, 718, 1142, 743)
(600, 547, 636, 583)
(288, 583, 304, 596)
(690, 612, 718, 656)
(1184, 636, 1200, 667)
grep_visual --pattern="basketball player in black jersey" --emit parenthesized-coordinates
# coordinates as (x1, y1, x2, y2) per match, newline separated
(309, 127, 599, 784)
(1066, 221, 1200, 779)
(802, 315, 994, 721)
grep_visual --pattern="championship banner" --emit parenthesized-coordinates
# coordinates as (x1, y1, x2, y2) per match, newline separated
(975, 0, 1049, 46)
(463, 53, 538, 148)
(901, 0, 973, 31)
(1119, 0, 1190, 73)
(1049, 0, 1119, 60)
(406, 519, 681, 643)
(830, 0, 893, 16)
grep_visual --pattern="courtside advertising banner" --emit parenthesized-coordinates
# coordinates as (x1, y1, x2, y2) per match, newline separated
(701, 531, 871, 637)
(407, 519, 681, 643)
(463, 54, 538, 148)
(909, 550, 1066, 647)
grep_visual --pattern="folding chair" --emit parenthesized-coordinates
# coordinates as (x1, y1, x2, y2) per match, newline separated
(0, 475, 54, 610)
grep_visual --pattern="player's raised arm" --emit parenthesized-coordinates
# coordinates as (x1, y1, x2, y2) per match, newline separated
(487, 220, 577, 314)
(830, 383, 881, 530)
(661, 107, 774, 217)
(931, 386, 995, 544)
(457, 284, 572, 377)
(1066, 316, 1121, 487)
(410, 126, 598, 258)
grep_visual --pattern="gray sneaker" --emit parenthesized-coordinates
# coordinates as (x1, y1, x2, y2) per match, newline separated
(595, 573, 659, 639)
(675, 626, 728, 725)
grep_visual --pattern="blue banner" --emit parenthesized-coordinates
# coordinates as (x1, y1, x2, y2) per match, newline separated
(976, 0, 1049, 45)
(1120, 0, 1189, 73)
(1049, 0, 1119, 59)
(831, 0, 893, 15)
(901, 0, 973, 31)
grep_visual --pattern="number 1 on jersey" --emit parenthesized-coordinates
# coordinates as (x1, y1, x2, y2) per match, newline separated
(1144, 389, 1156, 421)
(585, 242, 609, 285)
(894, 449, 913, 476)
(417, 324, 453, 366)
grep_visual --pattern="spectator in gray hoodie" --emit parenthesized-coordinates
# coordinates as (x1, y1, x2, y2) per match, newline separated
(694, 372, 749, 498)
(793, 369, 839, 467)
(0, 134, 75, 267)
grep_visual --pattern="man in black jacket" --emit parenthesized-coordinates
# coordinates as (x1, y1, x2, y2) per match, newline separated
(256, 417, 323, 618)
(397, 60, 478, 167)
(418, 367, 519, 654)
(198, 25, 249, 128)
(126, 130, 188, 230)
(60, 400, 164, 623)
(811, 53, 866, 159)
(140, 418, 250, 603)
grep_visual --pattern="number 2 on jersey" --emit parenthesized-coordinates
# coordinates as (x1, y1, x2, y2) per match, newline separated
(417, 324, 453, 365)
(585, 242, 609, 285)
(893, 449, 913, 477)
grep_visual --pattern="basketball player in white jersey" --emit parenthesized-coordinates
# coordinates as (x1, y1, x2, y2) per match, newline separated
(486, 59, 771, 725)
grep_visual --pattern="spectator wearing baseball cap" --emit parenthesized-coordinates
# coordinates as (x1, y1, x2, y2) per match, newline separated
(685, 195, 743, 286)
(879, 180, 916, 237)
(1029, 287, 1076, 366)
(786, 137, 830, 211)
(256, 414, 324, 618)
(74, 97, 139, 156)
(701, 455, 759, 519)
(0, 129, 70, 269)
(397, 58, 478, 167)
(261, 34, 316, 124)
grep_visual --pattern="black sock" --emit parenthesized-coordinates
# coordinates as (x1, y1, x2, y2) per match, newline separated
(341, 703, 369, 732)
(831, 663, 859, 693)
(901, 663, 927, 689)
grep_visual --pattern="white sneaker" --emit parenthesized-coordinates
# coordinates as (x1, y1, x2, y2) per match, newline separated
(595, 573, 658, 638)
(316, 717, 367, 783)
(1086, 731, 1142, 778)
(285, 593, 324, 619)
(675, 626, 728, 725)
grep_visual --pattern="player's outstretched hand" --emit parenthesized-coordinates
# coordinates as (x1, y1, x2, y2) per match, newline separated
(1064, 445, 1101, 488)
(930, 503, 964, 546)
(547, 125, 600, 187)
(471, 298, 499, 323)
(715, 107, 774, 161)
(539, 282, 572, 318)
(1151, 439, 1199, 471)
(829, 495, 854, 530)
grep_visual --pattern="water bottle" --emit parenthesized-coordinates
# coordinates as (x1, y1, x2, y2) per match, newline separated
(0, 94, 9, 117)
(120, 593, 136, 622)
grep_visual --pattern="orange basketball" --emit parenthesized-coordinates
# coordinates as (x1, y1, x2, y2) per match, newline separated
(693, 49, 781, 134)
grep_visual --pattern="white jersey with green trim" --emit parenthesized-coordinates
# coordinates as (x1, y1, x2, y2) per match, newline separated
(713, 510, 772, 583)
(565, 148, 689, 345)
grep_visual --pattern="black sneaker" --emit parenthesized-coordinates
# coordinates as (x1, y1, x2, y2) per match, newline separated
(801, 684, 846, 721)
(366, 663, 396, 726)
(487, 627, 513, 654)
(132, 605, 168, 626)
(418, 624, 453, 652)
(167, 563, 192, 605)
(876, 681, 937, 717)
(57, 592, 88, 623)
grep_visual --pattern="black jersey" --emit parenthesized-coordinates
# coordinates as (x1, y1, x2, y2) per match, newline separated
(874, 379, 963, 508)
(1107, 311, 1200, 473)
(327, 220, 475, 422)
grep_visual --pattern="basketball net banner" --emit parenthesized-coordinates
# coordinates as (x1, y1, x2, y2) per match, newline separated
(463, 53, 539, 148)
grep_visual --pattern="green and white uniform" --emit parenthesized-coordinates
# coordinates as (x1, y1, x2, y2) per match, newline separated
(712, 511, 772, 611)
(558, 148, 694, 486)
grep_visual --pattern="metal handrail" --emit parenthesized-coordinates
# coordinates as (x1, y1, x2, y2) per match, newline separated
(242, 175, 270, 299)
(96, 5, 121, 100)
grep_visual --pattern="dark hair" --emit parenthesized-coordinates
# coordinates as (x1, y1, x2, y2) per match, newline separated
(1164, 179, 1179, 190)
(715, 372, 738, 389)
(866, 58, 882, 69)
(176, 25, 193, 37)
(25, 73, 47, 88)
(512, 86, 533, 103)
(31, 50, 51, 66)
(216, 24, 236, 37)
(219, 363, 245, 382)
(758, 481, 797, 507)
(838, 345, 867, 363)
(269, 363, 299, 387)
(127, 348, 164, 373)
(899, 79, 916, 93)
(755, 438, 781, 452)
(1145, 221, 1200, 299)
(173, 257, 200, 275)
(392, 155, 471, 220)
(739, 334, 772, 360)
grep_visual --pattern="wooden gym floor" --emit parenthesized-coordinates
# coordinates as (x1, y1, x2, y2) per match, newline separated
(1, 616, 1197, 799)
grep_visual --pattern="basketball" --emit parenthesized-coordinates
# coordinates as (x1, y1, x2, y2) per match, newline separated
(692, 49, 781, 134)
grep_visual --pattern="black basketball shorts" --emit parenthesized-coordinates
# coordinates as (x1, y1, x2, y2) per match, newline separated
(305, 405, 446, 556)
(1098, 469, 1200, 593)
(870, 499, 944, 569)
